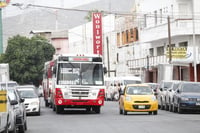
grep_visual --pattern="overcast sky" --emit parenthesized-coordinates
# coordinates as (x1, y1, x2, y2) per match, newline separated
(2, 0, 98, 18)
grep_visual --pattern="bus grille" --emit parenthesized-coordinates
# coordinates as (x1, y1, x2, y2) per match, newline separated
(71, 89, 89, 97)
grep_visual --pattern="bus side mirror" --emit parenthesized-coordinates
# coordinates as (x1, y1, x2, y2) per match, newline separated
(103, 67, 107, 74)
(53, 67, 56, 74)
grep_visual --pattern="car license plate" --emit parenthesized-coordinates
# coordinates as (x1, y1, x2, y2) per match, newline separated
(196, 102, 200, 106)
(138, 105, 145, 109)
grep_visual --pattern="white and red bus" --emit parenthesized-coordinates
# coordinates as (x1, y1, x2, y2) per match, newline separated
(51, 54, 105, 114)
(42, 61, 54, 107)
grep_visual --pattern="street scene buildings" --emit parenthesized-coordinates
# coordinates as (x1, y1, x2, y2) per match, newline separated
(2, 0, 200, 83)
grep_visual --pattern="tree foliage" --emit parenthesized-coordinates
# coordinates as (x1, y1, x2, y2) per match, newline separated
(0, 35, 55, 87)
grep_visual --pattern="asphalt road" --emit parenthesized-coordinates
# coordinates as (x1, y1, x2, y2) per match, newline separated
(25, 99, 200, 133)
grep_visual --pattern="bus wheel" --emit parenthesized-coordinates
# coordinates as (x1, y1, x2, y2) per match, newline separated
(56, 105, 63, 114)
(45, 100, 49, 107)
(92, 106, 101, 114)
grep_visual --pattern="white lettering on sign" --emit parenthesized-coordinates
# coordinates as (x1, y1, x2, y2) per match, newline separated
(92, 12, 102, 55)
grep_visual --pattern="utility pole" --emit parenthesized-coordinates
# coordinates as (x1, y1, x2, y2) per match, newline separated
(106, 37, 110, 77)
(192, 0, 197, 82)
(167, 16, 172, 64)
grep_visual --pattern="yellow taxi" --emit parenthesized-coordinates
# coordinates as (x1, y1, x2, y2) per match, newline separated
(119, 84, 158, 115)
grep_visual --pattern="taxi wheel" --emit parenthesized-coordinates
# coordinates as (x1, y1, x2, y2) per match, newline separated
(119, 108, 123, 114)
(153, 111, 158, 115)
(123, 109, 127, 115)
(148, 112, 152, 115)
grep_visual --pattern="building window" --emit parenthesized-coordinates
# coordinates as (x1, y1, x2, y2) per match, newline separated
(130, 28, 134, 42)
(179, 41, 188, 47)
(144, 14, 147, 27)
(134, 28, 139, 41)
(116, 53, 119, 62)
(154, 10, 157, 26)
(171, 4, 174, 17)
(167, 44, 175, 48)
(160, 9, 162, 24)
(122, 31, 125, 45)
(117, 33, 120, 47)
(149, 48, 154, 56)
(126, 30, 129, 44)
(157, 46, 164, 56)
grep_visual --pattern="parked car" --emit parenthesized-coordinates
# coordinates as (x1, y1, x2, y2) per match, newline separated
(7, 87, 27, 133)
(144, 83, 159, 95)
(16, 85, 41, 116)
(172, 81, 200, 113)
(0, 88, 18, 133)
(119, 84, 158, 115)
(0, 81, 19, 133)
(157, 80, 174, 110)
(165, 80, 182, 111)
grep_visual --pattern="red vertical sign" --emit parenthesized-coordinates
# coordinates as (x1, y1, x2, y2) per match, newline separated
(92, 12, 102, 55)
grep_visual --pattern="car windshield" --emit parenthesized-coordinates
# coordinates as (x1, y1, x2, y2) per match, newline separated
(126, 86, 153, 95)
(124, 80, 141, 85)
(164, 82, 173, 88)
(0, 82, 18, 88)
(182, 83, 200, 93)
(172, 83, 179, 91)
(17, 89, 38, 98)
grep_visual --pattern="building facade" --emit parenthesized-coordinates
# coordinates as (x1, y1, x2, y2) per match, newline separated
(124, 0, 200, 82)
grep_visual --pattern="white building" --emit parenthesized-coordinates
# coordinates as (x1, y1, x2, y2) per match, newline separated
(127, 0, 200, 82)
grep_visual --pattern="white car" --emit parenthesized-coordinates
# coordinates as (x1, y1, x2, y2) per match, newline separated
(16, 85, 41, 115)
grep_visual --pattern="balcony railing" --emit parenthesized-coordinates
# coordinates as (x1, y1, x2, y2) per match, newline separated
(127, 55, 168, 69)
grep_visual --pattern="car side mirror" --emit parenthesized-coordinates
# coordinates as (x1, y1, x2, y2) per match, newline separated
(160, 88, 163, 91)
(10, 100, 18, 105)
(177, 89, 181, 93)
(20, 98, 25, 103)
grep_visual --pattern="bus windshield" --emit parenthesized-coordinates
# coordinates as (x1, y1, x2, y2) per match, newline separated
(57, 63, 104, 85)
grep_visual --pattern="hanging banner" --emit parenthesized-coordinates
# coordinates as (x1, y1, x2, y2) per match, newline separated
(92, 12, 102, 55)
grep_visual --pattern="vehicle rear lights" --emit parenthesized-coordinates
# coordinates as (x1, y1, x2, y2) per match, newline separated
(55, 88, 63, 98)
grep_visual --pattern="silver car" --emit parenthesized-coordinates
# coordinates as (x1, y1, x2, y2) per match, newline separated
(0, 89, 18, 133)
(8, 88, 27, 133)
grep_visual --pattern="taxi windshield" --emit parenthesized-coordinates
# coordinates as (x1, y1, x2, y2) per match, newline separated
(126, 86, 153, 95)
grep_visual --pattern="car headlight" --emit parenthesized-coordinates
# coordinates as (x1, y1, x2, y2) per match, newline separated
(197, 98, 200, 102)
(30, 101, 39, 105)
(125, 96, 132, 101)
(181, 97, 189, 101)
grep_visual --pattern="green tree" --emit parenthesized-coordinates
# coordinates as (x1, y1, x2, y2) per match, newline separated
(1, 35, 55, 87)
